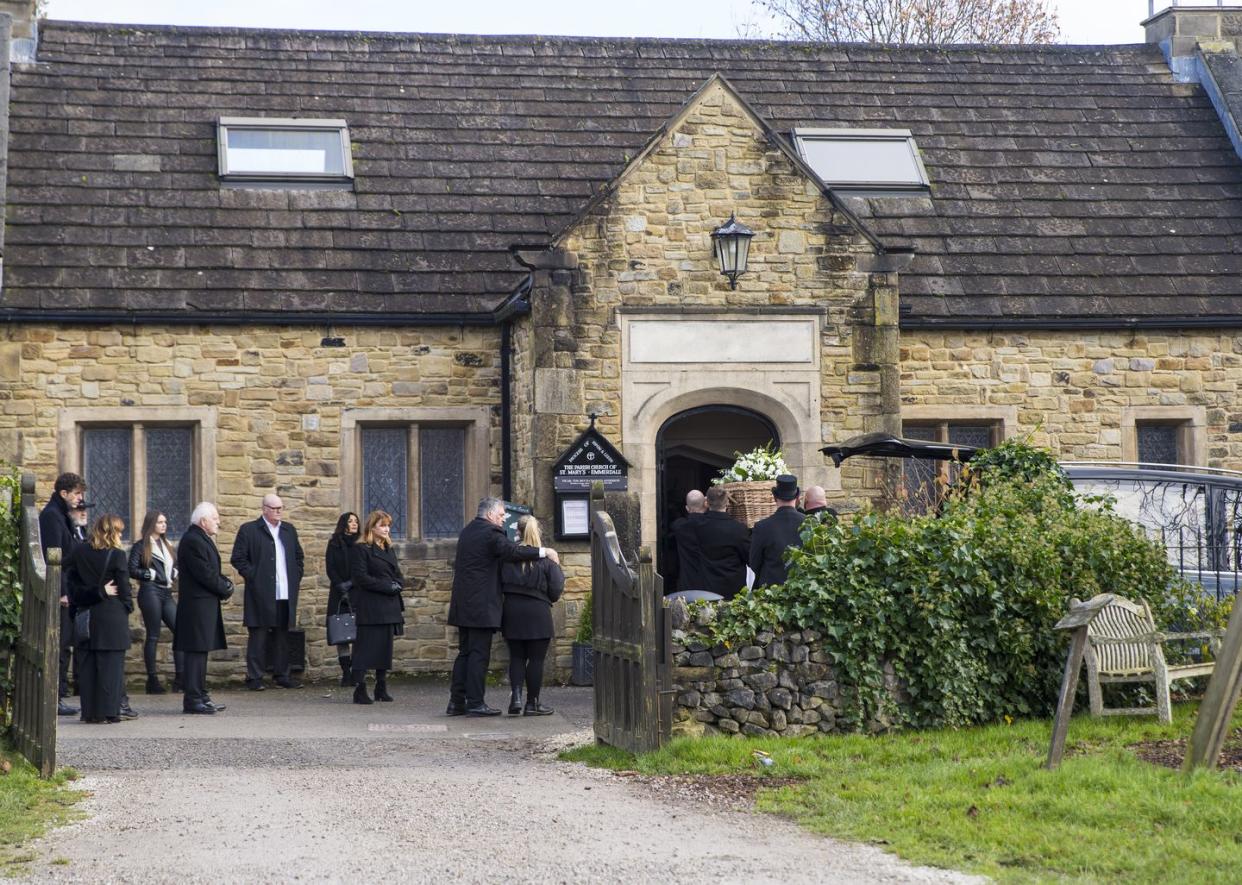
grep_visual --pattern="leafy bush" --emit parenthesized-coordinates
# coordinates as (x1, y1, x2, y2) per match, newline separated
(0, 467, 22, 719)
(705, 444, 1229, 731)
(575, 593, 593, 644)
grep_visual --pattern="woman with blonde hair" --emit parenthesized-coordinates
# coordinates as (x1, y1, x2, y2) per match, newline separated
(65, 513, 133, 723)
(500, 514, 564, 715)
(128, 510, 184, 694)
(347, 511, 405, 705)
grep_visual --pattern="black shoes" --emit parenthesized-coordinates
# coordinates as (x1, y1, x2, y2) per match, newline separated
(145, 675, 166, 695)
(274, 677, 302, 689)
(445, 702, 466, 716)
(57, 700, 79, 716)
(206, 701, 227, 713)
(465, 703, 502, 717)
(183, 702, 215, 715)
(508, 690, 523, 716)
(524, 699, 554, 716)
(119, 704, 139, 720)
(373, 684, 393, 703)
(171, 675, 183, 693)
(245, 680, 266, 691)
(353, 683, 373, 705)
(339, 658, 356, 687)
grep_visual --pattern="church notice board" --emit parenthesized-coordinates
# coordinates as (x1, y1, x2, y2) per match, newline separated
(553, 420, 629, 540)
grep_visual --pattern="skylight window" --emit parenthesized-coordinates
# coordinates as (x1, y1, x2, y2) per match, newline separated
(217, 117, 353, 181)
(792, 128, 929, 193)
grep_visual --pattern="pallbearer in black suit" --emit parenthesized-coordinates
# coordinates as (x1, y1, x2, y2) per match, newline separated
(64, 514, 133, 724)
(174, 503, 233, 715)
(230, 494, 305, 690)
(501, 515, 565, 716)
(696, 486, 751, 600)
(748, 474, 807, 588)
(447, 497, 556, 717)
(348, 511, 405, 705)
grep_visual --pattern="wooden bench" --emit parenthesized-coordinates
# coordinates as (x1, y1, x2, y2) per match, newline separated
(1082, 594, 1223, 723)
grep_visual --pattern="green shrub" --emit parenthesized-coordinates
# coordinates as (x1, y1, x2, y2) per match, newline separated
(0, 467, 22, 721)
(575, 593, 593, 644)
(705, 444, 1229, 731)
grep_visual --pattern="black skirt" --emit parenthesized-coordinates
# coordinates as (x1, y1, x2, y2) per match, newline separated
(352, 624, 396, 671)
(501, 595, 554, 642)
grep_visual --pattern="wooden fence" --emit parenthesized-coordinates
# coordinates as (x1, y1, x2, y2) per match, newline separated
(11, 474, 58, 777)
(590, 485, 672, 754)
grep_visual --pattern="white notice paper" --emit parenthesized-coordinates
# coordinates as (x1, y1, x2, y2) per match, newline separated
(561, 498, 590, 536)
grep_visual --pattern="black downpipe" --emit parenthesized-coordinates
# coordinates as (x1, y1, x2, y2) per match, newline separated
(501, 319, 512, 501)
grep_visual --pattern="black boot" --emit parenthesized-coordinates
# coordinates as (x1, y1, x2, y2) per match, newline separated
(145, 674, 166, 695)
(373, 670, 393, 702)
(339, 656, 355, 687)
(524, 697, 554, 716)
(353, 679, 373, 705)
(508, 687, 523, 715)
(171, 674, 183, 693)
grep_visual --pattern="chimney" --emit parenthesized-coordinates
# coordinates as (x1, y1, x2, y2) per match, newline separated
(0, 1, 35, 62)
(1144, 2, 1242, 81)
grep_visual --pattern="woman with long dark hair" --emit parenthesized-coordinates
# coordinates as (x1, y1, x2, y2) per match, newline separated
(66, 513, 133, 723)
(325, 511, 359, 686)
(128, 510, 184, 694)
(501, 515, 564, 715)
(348, 511, 405, 705)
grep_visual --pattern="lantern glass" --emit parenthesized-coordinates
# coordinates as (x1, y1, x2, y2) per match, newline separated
(710, 213, 754, 289)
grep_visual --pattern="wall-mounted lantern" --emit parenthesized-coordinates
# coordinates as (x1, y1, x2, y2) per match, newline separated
(710, 213, 755, 290)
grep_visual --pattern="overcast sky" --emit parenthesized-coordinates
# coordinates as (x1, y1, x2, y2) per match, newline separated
(42, 1, 1154, 44)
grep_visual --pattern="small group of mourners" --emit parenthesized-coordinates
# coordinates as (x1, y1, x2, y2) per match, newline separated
(40, 471, 568, 723)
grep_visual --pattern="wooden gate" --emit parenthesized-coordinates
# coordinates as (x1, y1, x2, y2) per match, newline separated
(590, 485, 672, 754)
(11, 474, 59, 777)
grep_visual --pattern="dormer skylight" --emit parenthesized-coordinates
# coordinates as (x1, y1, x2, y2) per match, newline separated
(217, 117, 354, 182)
(792, 128, 929, 194)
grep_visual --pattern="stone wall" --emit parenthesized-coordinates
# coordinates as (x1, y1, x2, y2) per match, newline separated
(900, 330, 1242, 468)
(671, 625, 843, 738)
(0, 322, 521, 682)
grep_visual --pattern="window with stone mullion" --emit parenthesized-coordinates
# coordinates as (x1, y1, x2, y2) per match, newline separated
(360, 424, 467, 540)
(80, 424, 195, 538)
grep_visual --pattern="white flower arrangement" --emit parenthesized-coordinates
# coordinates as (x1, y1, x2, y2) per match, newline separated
(713, 443, 789, 485)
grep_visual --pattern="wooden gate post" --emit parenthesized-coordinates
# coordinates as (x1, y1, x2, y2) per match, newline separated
(1185, 590, 1242, 771)
(12, 472, 58, 777)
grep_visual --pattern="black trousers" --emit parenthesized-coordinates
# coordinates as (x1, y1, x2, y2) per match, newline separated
(507, 638, 550, 700)
(79, 644, 124, 721)
(138, 587, 185, 680)
(59, 606, 80, 697)
(450, 627, 494, 707)
(246, 601, 290, 682)
(182, 651, 208, 706)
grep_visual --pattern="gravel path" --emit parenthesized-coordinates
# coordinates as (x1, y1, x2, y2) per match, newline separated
(18, 682, 980, 884)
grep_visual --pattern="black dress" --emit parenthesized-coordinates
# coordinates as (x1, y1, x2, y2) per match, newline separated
(500, 559, 565, 641)
(348, 542, 405, 671)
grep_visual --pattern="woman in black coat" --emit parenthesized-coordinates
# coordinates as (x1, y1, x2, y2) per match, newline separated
(501, 515, 564, 716)
(324, 512, 359, 687)
(128, 510, 184, 694)
(348, 510, 405, 705)
(65, 514, 133, 723)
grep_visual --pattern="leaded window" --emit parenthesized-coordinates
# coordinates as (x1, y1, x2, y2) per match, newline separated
(900, 420, 1002, 515)
(1137, 422, 1184, 466)
(359, 424, 468, 540)
(80, 424, 199, 539)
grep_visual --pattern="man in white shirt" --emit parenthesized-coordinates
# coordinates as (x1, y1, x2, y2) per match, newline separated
(230, 493, 305, 690)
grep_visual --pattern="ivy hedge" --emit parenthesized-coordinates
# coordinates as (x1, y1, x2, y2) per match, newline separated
(0, 467, 21, 722)
(704, 442, 1231, 731)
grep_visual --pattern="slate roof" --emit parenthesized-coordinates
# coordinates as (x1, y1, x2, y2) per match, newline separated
(5, 20, 1242, 325)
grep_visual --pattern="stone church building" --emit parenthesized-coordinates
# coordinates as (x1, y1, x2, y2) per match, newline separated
(1, 1, 1242, 679)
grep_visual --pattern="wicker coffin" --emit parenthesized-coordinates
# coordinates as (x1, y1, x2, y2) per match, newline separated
(720, 480, 779, 528)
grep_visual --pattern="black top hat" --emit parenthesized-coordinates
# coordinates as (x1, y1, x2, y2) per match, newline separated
(772, 474, 800, 501)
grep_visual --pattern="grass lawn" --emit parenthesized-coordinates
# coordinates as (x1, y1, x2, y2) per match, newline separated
(0, 746, 83, 876)
(563, 704, 1242, 883)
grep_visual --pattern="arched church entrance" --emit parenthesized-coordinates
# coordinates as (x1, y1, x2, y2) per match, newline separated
(655, 405, 779, 583)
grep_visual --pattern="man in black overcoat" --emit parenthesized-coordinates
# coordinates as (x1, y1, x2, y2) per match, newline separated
(669, 489, 706, 593)
(230, 493, 305, 690)
(749, 474, 807, 589)
(38, 471, 87, 717)
(696, 486, 750, 600)
(174, 503, 233, 715)
(447, 497, 557, 716)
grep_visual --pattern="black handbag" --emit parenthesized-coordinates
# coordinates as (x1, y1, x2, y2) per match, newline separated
(73, 609, 90, 644)
(327, 598, 356, 646)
